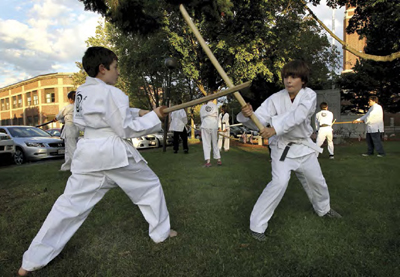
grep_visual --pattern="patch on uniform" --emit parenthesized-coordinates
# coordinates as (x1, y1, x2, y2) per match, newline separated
(205, 105, 212, 112)
(75, 93, 85, 118)
(321, 112, 327, 117)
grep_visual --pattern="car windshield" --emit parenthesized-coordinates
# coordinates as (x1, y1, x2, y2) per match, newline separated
(8, 127, 52, 138)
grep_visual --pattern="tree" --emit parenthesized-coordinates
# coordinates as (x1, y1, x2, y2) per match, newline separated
(329, 1, 400, 113)
(78, 0, 340, 109)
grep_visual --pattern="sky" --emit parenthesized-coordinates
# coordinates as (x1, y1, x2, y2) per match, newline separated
(0, 0, 345, 89)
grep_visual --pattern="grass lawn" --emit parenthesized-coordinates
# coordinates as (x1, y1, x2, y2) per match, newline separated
(1, 139, 399, 276)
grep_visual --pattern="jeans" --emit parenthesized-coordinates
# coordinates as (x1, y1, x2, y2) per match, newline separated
(366, 132, 385, 155)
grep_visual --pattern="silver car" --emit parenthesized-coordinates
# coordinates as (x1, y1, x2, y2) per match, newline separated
(0, 126, 65, 165)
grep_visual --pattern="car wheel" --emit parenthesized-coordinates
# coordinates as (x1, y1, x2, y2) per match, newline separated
(14, 148, 25, 165)
(155, 138, 161, 147)
(195, 135, 200, 139)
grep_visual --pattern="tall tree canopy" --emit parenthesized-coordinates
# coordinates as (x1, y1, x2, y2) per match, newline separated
(78, 0, 340, 109)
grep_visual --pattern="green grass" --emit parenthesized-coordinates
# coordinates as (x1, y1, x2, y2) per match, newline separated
(1, 140, 400, 276)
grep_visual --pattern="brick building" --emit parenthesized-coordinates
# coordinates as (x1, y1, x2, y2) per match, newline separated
(342, 5, 366, 73)
(0, 73, 74, 129)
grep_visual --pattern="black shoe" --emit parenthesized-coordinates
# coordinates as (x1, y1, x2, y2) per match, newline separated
(251, 230, 267, 241)
(184, 150, 189, 154)
(174, 151, 178, 154)
(324, 209, 342, 218)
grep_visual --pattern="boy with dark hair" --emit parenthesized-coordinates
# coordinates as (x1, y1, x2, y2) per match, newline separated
(237, 60, 341, 241)
(54, 90, 79, 171)
(353, 96, 385, 157)
(18, 46, 176, 276)
(315, 101, 335, 159)
(169, 99, 189, 154)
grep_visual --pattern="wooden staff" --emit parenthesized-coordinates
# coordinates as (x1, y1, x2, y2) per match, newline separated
(179, 5, 264, 131)
(162, 81, 251, 114)
(333, 121, 355, 125)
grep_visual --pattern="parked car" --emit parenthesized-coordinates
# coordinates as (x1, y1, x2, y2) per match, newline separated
(0, 133, 15, 162)
(230, 126, 258, 138)
(0, 126, 65, 165)
(129, 130, 173, 149)
(46, 128, 62, 137)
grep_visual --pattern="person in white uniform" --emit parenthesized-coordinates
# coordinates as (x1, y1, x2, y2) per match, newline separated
(169, 100, 189, 154)
(18, 47, 177, 276)
(315, 102, 335, 159)
(353, 96, 385, 157)
(200, 100, 221, 167)
(218, 104, 230, 151)
(54, 90, 80, 171)
(237, 60, 341, 242)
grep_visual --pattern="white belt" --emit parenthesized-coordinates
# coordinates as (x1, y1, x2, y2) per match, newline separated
(84, 127, 117, 138)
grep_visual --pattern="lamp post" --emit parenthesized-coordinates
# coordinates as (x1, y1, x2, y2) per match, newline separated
(163, 57, 177, 152)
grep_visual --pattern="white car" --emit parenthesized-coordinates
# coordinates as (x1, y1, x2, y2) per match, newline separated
(0, 133, 15, 162)
(129, 131, 173, 149)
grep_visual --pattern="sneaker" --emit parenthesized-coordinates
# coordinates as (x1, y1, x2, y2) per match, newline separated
(329, 155, 334, 159)
(377, 154, 385, 157)
(217, 161, 222, 166)
(324, 209, 342, 218)
(251, 230, 267, 241)
(203, 162, 212, 168)
(362, 154, 371, 157)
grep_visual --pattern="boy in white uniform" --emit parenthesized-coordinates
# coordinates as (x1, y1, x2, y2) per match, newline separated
(237, 60, 341, 241)
(315, 102, 335, 159)
(200, 100, 221, 167)
(18, 47, 177, 276)
(218, 104, 230, 151)
(55, 90, 80, 171)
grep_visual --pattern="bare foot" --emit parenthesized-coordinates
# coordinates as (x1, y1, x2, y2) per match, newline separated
(169, 229, 178, 238)
(18, 268, 30, 276)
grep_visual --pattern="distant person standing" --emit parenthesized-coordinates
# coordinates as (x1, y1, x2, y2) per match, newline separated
(315, 102, 335, 159)
(353, 96, 385, 157)
(200, 100, 221, 167)
(169, 101, 189, 154)
(55, 91, 79, 171)
(218, 105, 230, 152)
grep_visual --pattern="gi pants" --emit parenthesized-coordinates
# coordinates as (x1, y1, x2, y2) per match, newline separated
(250, 145, 331, 233)
(21, 159, 171, 271)
(218, 130, 230, 151)
(201, 128, 221, 161)
(316, 127, 334, 156)
(366, 132, 385, 155)
(60, 137, 77, 171)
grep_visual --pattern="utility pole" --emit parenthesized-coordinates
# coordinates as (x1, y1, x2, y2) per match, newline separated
(163, 57, 177, 152)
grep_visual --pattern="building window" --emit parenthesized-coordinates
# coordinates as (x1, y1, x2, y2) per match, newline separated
(1, 99, 4, 111)
(33, 92, 39, 105)
(17, 117, 23, 125)
(12, 96, 17, 109)
(27, 116, 33, 126)
(45, 88, 55, 103)
(6, 98, 10, 110)
(26, 92, 32, 106)
(18, 95, 23, 108)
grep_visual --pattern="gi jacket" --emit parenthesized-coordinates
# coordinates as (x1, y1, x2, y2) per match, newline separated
(357, 103, 384, 133)
(56, 103, 79, 139)
(200, 101, 218, 129)
(72, 77, 162, 173)
(237, 88, 321, 158)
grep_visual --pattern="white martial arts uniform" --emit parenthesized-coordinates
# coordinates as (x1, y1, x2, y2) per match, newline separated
(56, 103, 79, 171)
(218, 112, 230, 151)
(200, 101, 221, 161)
(237, 87, 331, 233)
(315, 109, 334, 156)
(21, 77, 171, 271)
